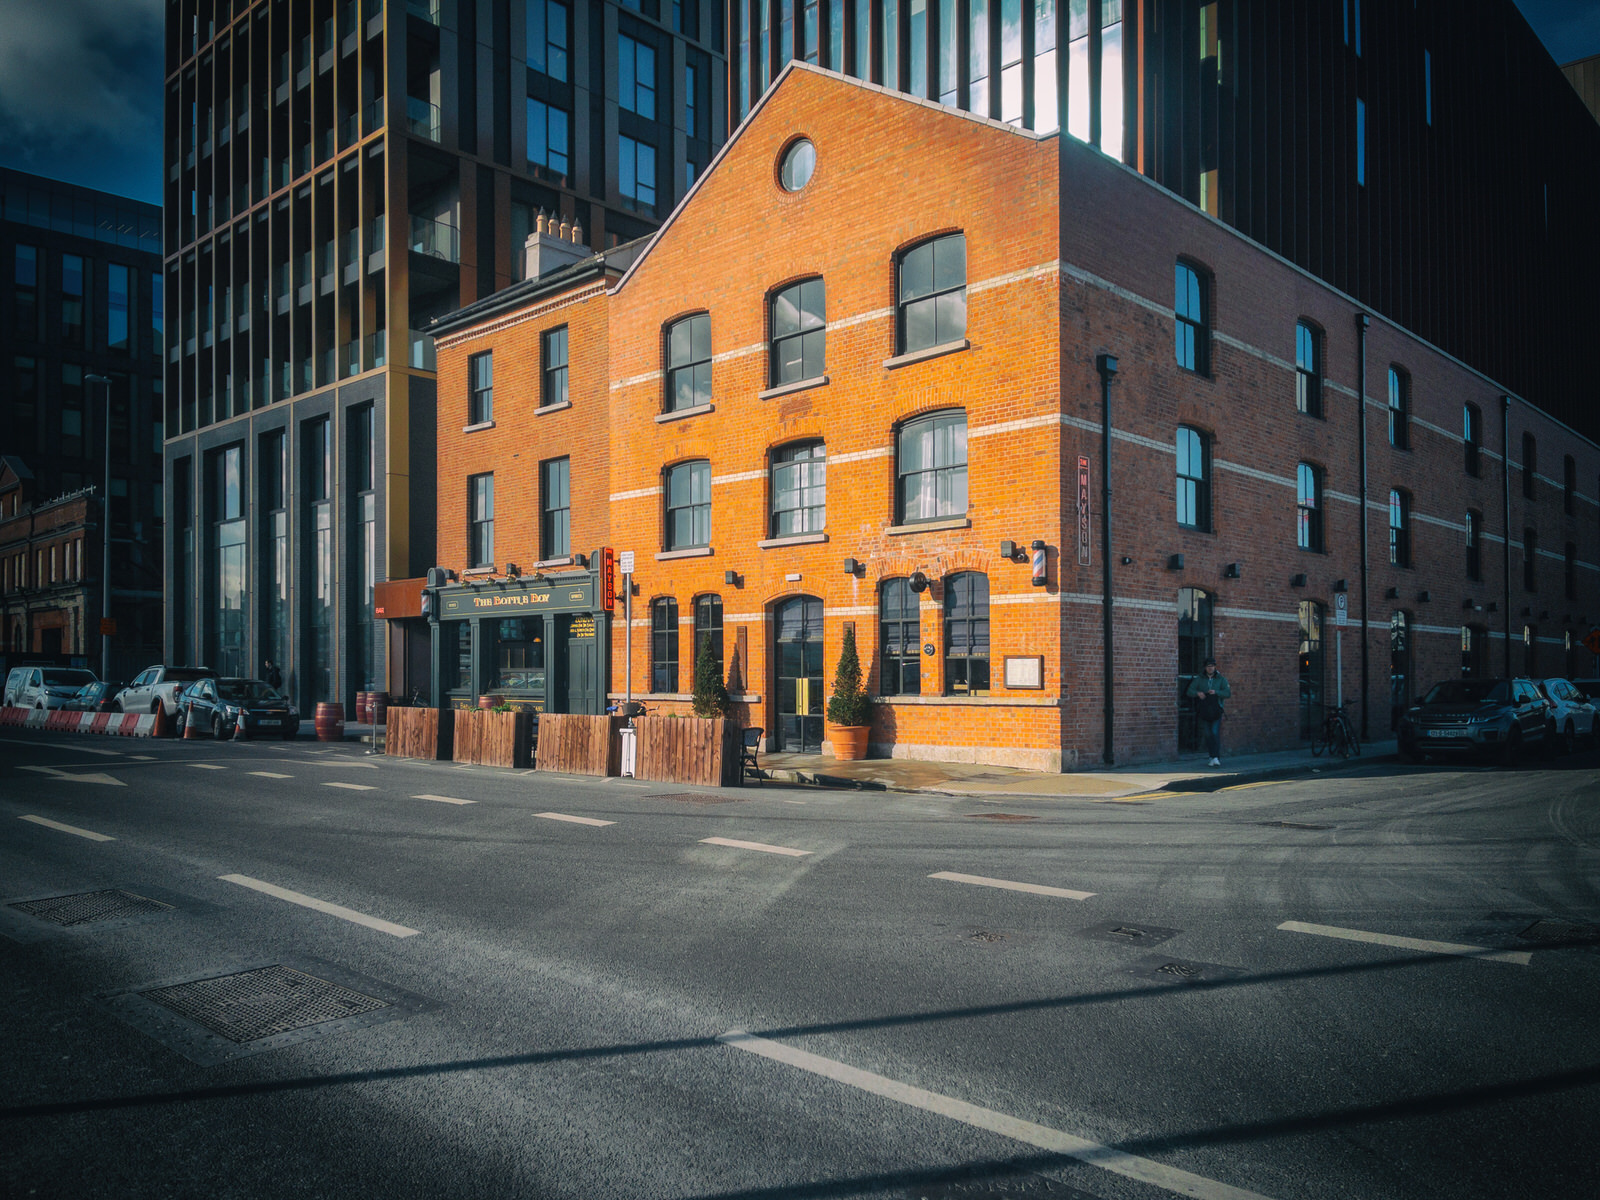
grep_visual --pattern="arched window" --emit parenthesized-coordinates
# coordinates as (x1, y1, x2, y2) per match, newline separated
(1388, 489, 1411, 567)
(1390, 610, 1413, 730)
(665, 313, 711, 412)
(879, 578, 921, 696)
(693, 593, 723, 677)
(770, 441, 826, 536)
(896, 409, 967, 523)
(1299, 600, 1325, 739)
(1175, 260, 1211, 374)
(896, 234, 966, 354)
(1296, 462, 1323, 551)
(664, 460, 710, 550)
(1176, 426, 1210, 530)
(943, 572, 990, 696)
(1177, 587, 1214, 750)
(1295, 321, 1322, 417)
(1387, 366, 1410, 450)
(1465, 510, 1482, 580)
(1463, 403, 1481, 476)
(650, 598, 679, 693)
(769, 278, 826, 384)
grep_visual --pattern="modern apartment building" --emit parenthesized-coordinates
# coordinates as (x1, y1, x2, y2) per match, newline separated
(0, 168, 166, 675)
(161, 0, 727, 711)
(728, 0, 1600, 443)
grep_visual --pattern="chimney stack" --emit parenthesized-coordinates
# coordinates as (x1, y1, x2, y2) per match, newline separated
(523, 209, 591, 279)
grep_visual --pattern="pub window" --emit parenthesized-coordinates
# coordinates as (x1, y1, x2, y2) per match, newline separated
(650, 597, 679, 693)
(1174, 260, 1211, 375)
(664, 460, 710, 549)
(1387, 366, 1410, 450)
(770, 441, 826, 536)
(665, 313, 711, 412)
(1296, 462, 1324, 552)
(1295, 321, 1322, 417)
(1177, 426, 1211, 531)
(896, 409, 967, 524)
(896, 233, 966, 355)
(693, 593, 723, 677)
(943, 571, 990, 696)
(769, 277, 825, 385)
(878, 578, 921, 696)
(469, 473, 494, 567)
(541, 457, 570, 559)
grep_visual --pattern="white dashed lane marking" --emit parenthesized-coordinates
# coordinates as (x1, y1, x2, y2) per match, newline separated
(700, 837, 810, 857)
(250, 771, 293, 779)
(414, 794, 475, 806)
(1277, 921, 1531, 966)
(323, 781, 376, 791)
(534, 811, 615, 826)
(19, 814, 115, 842)
(718, 1030, 1276, 1200)
(929, 871, 1096, 901)
(190, 764, 227, 771)
(218, 874, 419, 937)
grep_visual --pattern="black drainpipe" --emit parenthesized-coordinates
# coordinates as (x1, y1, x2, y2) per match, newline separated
(1097, 353, 1119, 765)
(1356, 313, 1370, 742)
(1502, 394, 1513, 676)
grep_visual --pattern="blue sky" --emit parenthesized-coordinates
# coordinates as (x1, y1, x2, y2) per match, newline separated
(0, 0, 1597, 208)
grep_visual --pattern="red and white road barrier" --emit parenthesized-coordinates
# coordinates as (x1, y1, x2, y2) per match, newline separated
(0, 705, 168, 737)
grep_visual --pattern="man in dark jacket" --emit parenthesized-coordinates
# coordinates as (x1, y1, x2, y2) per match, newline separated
(1185, 657, 1232, 766)
(264, 659, 283, 691)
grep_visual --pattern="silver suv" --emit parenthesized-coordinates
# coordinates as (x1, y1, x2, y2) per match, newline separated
(116, 666, 218, 716)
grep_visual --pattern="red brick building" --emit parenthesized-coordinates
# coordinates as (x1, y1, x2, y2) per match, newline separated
(427, 64, 1600, 769)
(1, 456, 97, 664)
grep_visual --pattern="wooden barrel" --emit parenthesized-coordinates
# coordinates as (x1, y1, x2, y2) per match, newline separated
(314, 701, 345, 742)
(478, 694, 497, 710)
(355, 691, 371, 723)
(370, 692, 388, 727)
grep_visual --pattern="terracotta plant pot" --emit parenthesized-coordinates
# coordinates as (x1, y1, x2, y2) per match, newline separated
(827, 722, 871, 761)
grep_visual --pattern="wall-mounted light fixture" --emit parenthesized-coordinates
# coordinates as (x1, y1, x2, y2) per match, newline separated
(999, 540, 1016, 560)
(1224, 563, 1241, 579)
(1291, 573, 1307, 588)
(1384, 586, 1399, 599)
(505, 563, 520, 578)
(1120, 556, 1133, 565)
(1487, 602, 1498, 612)
(1463, 597, 1475, 609)
(572, 552, 588, 568)
(724, 570, 739, 586)
(842, 557, 860, 576)
(1333, 579, 1348, 592)
(1167, 553, 1184, 570)
(1417, 590, 1431, 603)
(909, 570, 930, 593)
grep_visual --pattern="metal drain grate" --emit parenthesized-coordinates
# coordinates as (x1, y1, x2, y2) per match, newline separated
(1155, 961, 1202, 979)
(644, 792, 746, 805)
(139, 965, 389, 1043)
(1518, 918, 1600, 944)
(966, 812, 1038, 821)
(966, 929, 1009, 943)
(1078, 920, 1180, 947)
(10, 890, 174, 926)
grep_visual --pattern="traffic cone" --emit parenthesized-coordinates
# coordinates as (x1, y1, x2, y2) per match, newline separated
(233, 714, 248, 740)
(183, 702, 203, 739)
(152, 705, 171, 738)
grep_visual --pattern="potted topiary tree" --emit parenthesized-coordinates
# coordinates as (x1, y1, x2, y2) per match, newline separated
(825, 625, 873, 760)
(690, 634, 731, 719)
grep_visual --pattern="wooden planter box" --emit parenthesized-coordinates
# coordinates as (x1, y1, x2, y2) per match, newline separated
(385, 707, 455, 761)
(633, 716, 741, 787)
(535, 713, 625, 776)
(452, 709, 532, 768)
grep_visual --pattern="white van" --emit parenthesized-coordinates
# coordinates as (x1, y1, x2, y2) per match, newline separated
(4, 666, 99, 710)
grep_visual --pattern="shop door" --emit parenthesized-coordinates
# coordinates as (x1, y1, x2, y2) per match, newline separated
(553, 615, 597, 714)
(1176, 588, 1213, 751)
(775, 595, 823, 752)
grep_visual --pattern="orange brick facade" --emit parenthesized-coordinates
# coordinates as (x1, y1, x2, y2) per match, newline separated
(431, 64, 1600, 771)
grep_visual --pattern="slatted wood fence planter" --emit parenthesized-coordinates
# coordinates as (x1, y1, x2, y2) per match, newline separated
(385, 707, 454, 761)
(452, 709, 532, 768)
(633, 716, 741, 787)
(534, 713, 625, 776)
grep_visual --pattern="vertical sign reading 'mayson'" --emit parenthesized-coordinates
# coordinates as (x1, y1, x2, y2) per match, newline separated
(1077, 456, 1091, 565)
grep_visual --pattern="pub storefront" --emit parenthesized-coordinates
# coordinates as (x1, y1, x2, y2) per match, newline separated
(428, 559, 610, 715)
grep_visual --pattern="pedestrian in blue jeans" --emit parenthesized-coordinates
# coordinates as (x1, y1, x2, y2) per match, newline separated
(1186, 658, 1232, 766)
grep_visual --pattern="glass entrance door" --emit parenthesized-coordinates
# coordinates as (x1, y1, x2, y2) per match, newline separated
(775, 595, 823, 751)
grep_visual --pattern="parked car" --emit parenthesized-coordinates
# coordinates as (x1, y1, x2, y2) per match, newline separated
(116, 665, 218, 716)
(1570, 678, 1600, 704)
(1397, 677, 1551, 764)
(62, 680, 127, 713)
(174, 677, 300, 740)
(3, 666, 100, 711)
(1533, 677, 1597, 754)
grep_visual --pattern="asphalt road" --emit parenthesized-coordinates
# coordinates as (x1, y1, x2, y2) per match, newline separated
(1, 730, 1597, 1200)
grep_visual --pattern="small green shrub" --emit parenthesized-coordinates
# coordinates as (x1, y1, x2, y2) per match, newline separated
(826, 626, 872, 727)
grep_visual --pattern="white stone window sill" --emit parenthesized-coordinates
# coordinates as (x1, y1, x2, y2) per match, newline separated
(656, 546, 713, 560)
(462, 420, 496, 433)
(883, 339, 969, 370)
(887, 516, 970, 535)
(535, 401, 572, 416)
(656, 403, 714, 424)
(872, 694, 1063, 707)
(758, 532, 829, 548)
(758, 375, 829, 400)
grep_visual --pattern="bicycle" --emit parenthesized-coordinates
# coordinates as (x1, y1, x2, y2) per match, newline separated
(1310, 704, 1361, 758)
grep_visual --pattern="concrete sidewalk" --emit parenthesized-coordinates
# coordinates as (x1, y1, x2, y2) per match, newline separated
(751, 738, 1398, 799)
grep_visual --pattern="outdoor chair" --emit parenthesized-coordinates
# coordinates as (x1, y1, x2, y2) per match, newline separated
(741, 726, 764, 786)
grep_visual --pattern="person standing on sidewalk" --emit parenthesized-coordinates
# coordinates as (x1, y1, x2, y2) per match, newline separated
(1186, 658, 1232, 767)
(264, 659, 283, 691)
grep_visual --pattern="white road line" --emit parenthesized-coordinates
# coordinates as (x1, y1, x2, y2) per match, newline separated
(413, 793, 475, 806)
(1277, 920, 1531, 966)
(718, 1030, 1275, 1200)
(323, 781, 376, 791)
(534, 811, 615, 826)
(129, 754, 157, 761)
(70, 746, 124, 757)
(190, 763, 227, 770)
(17, 765, 125, 787)
(250, 771, 293, 779)
(218, 874, 419, 937)
(303, 759, 379, 769)
(929, 871, 1096, 901)
(700, 836, 810, 857)
(20, 814, 115, 842)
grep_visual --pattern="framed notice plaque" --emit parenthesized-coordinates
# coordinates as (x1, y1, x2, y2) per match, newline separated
(1004, 656, 1045, 689)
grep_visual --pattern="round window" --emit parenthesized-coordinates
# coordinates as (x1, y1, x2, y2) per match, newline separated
(779, 139, 816, 192)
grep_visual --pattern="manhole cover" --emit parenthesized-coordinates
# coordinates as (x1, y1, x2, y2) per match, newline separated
(966, 930, 1008, 943)
(1517, 918, 1600, 944)
(644, 792, 745, 805)
(140, 964, 389, 1043)
(9, 890, 174, 926)
(1155, 961, 1202, 979)
(966, 813, 1038, 821)
(1127, 954, 1241, 986)
(1078, 920, 1179, 947)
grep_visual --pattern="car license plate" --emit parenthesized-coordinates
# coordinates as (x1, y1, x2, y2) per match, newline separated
(1426, 728, 1465, 738)
(256, 719, 279, 727)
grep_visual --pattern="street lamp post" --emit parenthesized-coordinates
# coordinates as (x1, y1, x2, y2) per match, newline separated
(85, 373, 112, 682)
